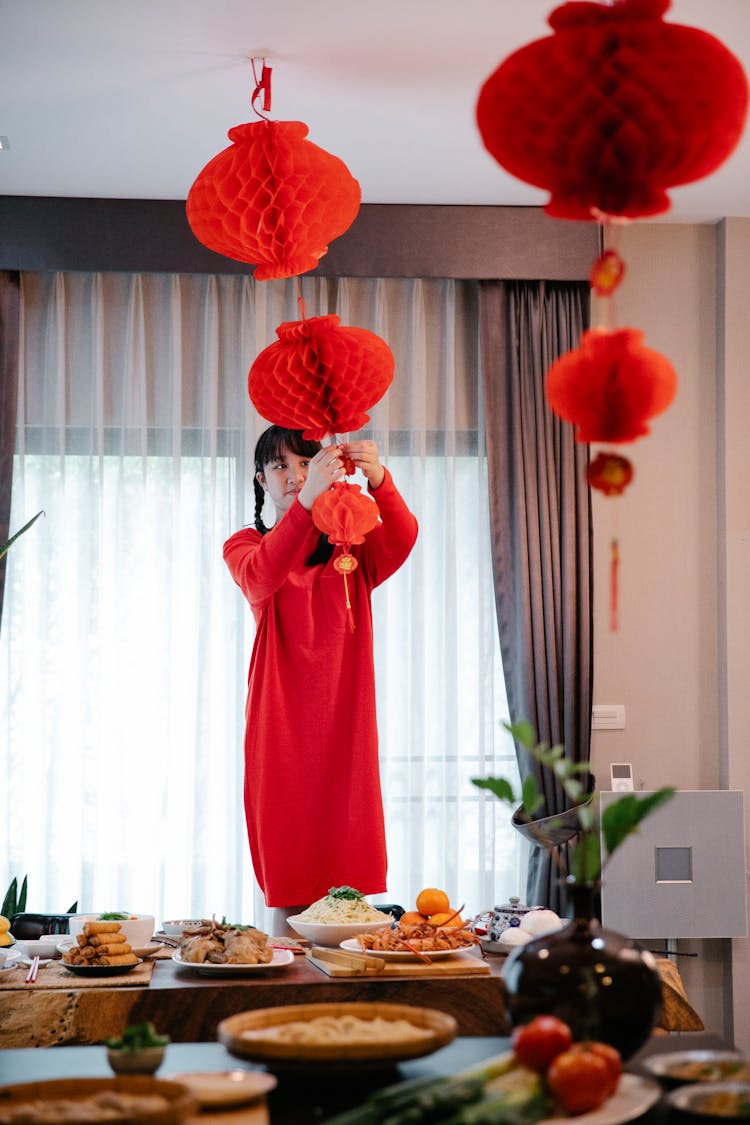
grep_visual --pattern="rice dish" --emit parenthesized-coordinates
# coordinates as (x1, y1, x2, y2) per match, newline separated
(295, 893, 392, 925)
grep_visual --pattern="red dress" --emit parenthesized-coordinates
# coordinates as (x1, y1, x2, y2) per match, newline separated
(223, 469, 418, 907)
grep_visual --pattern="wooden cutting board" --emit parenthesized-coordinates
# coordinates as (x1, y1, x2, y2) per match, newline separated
(306, 947, 491, 978)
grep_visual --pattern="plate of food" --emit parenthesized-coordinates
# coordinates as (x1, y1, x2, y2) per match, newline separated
(0, 1076, 196, 1123)
(172, 947, 294, 974)
(61, 959, 143, 977)
(217, 1001, 457, 1069)
(543, 1074, 661, 1125)
(666, 1081, 750, 1119)
(349, 917, 480, 958)
(286, 886, 394, 948)
(339, 938, 468, 961)
(57, 937, 163, 961)
(643, 1050, 750, 1087)
(170, 917, 293, 973)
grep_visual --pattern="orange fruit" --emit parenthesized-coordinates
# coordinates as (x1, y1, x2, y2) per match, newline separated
(415, 887, 450, 917)
(399, 911, 428, 927)
(429, 911, 464, 928)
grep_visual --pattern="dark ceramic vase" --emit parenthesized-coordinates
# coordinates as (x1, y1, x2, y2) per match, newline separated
(501, 880, 662, 1059)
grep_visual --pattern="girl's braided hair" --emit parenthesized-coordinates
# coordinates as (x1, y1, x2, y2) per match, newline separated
(253, 425, 334, 566)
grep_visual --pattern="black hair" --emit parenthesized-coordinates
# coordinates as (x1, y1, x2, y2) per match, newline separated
(253, 425, 334, 566)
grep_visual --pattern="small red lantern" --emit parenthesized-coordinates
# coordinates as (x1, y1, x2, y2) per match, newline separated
(187, 119, 361, 278)
(248, 314, 394, 440)
(590, 249, 626, 296)
(545, 327, 677, 443)
(587, 451, 634, 496)
(312, 481, 381, 629)
(476, 0, 748, 220)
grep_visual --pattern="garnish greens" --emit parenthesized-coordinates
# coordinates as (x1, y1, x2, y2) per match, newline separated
(98, 911, 129, 920)
(328, 886, 364, 901)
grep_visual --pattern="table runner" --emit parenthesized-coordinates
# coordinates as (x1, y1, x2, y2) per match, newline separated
(0, 959, 155, 990)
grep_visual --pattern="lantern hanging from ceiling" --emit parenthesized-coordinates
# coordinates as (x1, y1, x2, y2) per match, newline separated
(248, 314, 394, 440)
(545, 326, 678, 445)
(475, 0, 749, 221)
(187, 117, 361, 279)
(311, 481, 381, 629)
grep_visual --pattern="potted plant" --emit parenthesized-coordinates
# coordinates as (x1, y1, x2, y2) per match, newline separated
(472, 720, 674, 1058)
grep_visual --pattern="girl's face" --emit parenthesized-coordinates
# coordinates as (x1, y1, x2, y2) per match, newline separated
(257, 448, 312, 517)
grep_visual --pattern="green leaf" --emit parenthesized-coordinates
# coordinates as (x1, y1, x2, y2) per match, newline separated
(570, 833, 602, 883)
(521, 775, 545, 817)
(504, 719, 536, 750)
(471, 776, 517, 805)
(18, 875, 27, 913)
(601, 788, 675, 857)
(0, 511, 45, 561)
(1, 878, 18, 918)
(66, 901, 78, 914)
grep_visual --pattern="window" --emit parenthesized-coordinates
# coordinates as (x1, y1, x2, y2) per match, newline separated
(0, 272, 523, 928)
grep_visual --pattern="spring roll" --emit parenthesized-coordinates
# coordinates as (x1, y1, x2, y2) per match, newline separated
(88, 932, 128, 948)
(95, 952, 138, 966)
(89, 941, 132, 955)
(83, 921, 123, 936)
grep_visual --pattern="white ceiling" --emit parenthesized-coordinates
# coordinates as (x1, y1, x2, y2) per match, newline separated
(3, 0, 750, 222)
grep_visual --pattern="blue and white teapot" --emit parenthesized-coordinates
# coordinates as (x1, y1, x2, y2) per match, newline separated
(471, 896, 540, 943)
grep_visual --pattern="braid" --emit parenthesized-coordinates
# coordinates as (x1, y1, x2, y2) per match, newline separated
(251, 425, 333, 561)
(254, 476, 269, 534)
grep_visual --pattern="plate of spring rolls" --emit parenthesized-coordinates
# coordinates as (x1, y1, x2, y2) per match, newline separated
(60, 919, 143, 974)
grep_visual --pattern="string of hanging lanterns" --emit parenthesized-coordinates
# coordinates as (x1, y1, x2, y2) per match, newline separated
(187, 60, 395, 619)
(475, 0, 748, 628)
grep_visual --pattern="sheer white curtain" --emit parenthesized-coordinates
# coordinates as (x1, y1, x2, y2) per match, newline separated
(0, 271, 522, 931)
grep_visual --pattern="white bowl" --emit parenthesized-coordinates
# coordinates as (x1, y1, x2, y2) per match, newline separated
(286, 915, 393, 948)
(161, 919, 204, 936)
(68, 913, 155, 948)
(16, 937, 60, 960)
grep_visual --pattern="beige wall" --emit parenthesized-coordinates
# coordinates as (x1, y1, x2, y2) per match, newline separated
(589, 219, 750, 1048)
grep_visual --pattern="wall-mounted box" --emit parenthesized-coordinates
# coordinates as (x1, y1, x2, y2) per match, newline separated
(599, 790, 747, 939)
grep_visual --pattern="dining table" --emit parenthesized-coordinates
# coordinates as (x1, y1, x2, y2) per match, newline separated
(0, 1031, 729, 1125)
(0, 943, 511, 1049)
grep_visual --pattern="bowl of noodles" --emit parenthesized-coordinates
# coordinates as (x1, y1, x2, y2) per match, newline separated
(287, 888, 393, 948)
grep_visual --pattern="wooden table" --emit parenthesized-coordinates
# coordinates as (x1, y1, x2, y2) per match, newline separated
(0, 950, 511, 1049)
(0, 1033, 727, 1124)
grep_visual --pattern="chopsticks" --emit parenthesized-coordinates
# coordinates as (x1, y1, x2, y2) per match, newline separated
(25, 955, 40, 984)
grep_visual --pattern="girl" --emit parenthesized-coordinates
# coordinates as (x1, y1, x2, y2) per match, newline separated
(224, 426, 418, 936)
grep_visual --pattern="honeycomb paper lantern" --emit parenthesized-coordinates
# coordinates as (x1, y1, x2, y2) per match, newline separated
(186, 119, 361, 278)
(312, 480, 380, 549)
(545, 327, 678, 443)
(476, 0, 749, 220)
(312, 481, 381, 629)
(248, 314, 394, 441)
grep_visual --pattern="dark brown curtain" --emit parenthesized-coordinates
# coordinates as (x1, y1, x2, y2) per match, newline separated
(478, 279, 593, 912)
(0, 272, 20, 636)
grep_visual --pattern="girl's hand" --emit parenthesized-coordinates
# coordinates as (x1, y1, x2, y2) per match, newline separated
(342, 441, 385, 489)
(297, 447, 343, 510)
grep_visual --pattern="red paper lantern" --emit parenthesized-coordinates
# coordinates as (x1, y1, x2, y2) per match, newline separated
(476, 0, 748, 220)
(187, 119, 361, 278)
(545, 327, 677, 443)
(312, 481, 381, 629)
(312, 481, 380, 549)
(248, 314, 394, 440)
